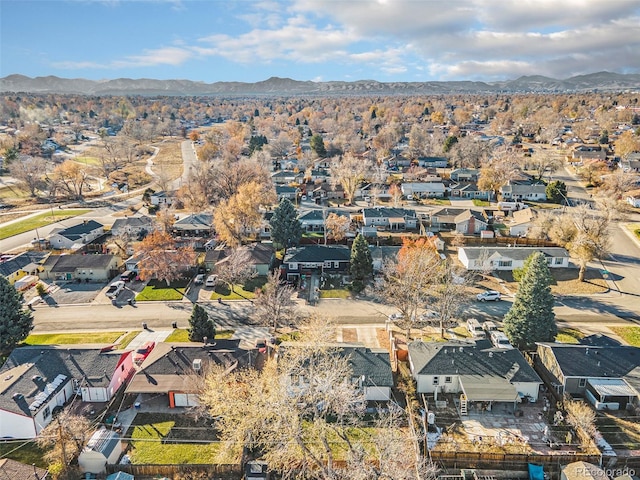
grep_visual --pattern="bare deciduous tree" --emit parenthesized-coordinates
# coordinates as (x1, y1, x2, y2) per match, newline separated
(215, 247, 257, 294)
(564, 397, 596, 451)
(330, 153, 373, 205)
(8, 155, 47, 197)
(252, 270, 297, 331)
(135, 230, 195, 286)
(324, 212, 351, 244)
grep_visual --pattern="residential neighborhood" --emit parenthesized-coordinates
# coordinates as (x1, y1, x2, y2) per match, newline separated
(1, 86, 640, 480)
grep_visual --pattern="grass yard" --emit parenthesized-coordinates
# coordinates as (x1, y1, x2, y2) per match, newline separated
(472, 199, 491, 207)
(491, 268, 607, 296)
(319, 289, 351, 299)
(626, 223, 640, 241)
(608, 326, 640, 346)
(151, 140, 184, 182)
(126, 413, 222, 464)
(23, 331, 127, 345)
(595, 412, 640, 452)
(555, 327, 585, 344)
(0, 209, 91, 240)
(136, 279, 188, 301)
(0, 441, 49, 467)
(118, 331, 142, 348)
(210, 276, 267, 300)
(451, 326, 471, 338)
(164, 328, 235, 342)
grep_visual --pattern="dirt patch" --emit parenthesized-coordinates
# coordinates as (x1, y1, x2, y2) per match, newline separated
(478, 268, 607, 296)
(341, 327, 358, 342)
(376, 328, 391, 350)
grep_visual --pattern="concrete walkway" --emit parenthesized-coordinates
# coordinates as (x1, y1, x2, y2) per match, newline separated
(125, 329, 173, 352)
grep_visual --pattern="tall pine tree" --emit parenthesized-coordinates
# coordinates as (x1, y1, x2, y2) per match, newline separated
(188, 304, 216, 342)
(269, 198, 302, 254)
(503, 251, 557, 350)
(0, 276, 33, 353)
(350, 233, 373, 293)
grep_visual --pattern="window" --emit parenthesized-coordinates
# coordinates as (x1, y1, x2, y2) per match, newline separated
(121, 364, 125, 372)
(445, 376, 452, 383)
(498, 260, 512, 267)
(432, 376, 439, 385)
(43, 406, 51, 419)
(578, 378, 586, 388)
(555, 258, 564, 265)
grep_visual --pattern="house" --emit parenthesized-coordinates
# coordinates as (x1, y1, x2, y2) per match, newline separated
(311, 182, 345, 200)
(40, 254, 122, 282)
(500, 182, 547, 201)
(417, 156, 448, 168)
(170, 213, 214, 249)
(0, 458, 48, 480)
(48, 220, 104, 250)
(535, 343, 640, 410)
(627, 191, 640, 208)
(400, 182, 446, 198)
(149, 190, 173, 207)
(361, 207, 418, 231)
(619, 153, 640, 172)
(571, 144, 607, 162)
(449, 182, 492, 200)
(125, 340, 249, 408)
(0, 251, 48, 285)
(110, 215, 154, 238)
(450, 168, 479, 182)
(508, 207, 537, 237)
(275, 185, 300, 202)
(369, 246, 402, 272)
(0, 345, 135, 438)
(281, 246, 351, 281)
(217, 242, 274, 276)
(279, 342, 394, 402)
(78, 428, 123, 474)
(428, 208, 488, 234)
(457, 246, 569, 271)
(408, 340, 542, 411)
(298, 209, 326, 232)
(271, 170, 304, 185)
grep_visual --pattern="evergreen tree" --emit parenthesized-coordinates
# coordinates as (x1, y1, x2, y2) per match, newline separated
(503, 252, 557, 350)
(309, 134, 326, 157)
(188, 304, 215, 342)
(0, 276, 33, 353)
(546, 180, 567, 204)
(350, 234, 373, 293)
(443, 135, 458, 153)
(269, 198, 302, 254)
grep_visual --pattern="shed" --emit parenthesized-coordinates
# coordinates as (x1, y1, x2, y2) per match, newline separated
(78, 428, 122, 474)
(106, 472, 135, 480)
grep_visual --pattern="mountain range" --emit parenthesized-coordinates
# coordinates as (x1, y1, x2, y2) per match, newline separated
(1, 72, 639, 96)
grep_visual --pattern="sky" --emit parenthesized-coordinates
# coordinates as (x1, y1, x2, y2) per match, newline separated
(1, 0, 639, 84)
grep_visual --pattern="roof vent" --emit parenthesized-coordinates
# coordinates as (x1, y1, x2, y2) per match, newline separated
(12, 393, 23, 400)
(585, 348, 589, 355)
(193, 359, 202, 371)
(597, 361, 601, 367)
(489, 352, 493, 357)
(459, 347, 463, 352)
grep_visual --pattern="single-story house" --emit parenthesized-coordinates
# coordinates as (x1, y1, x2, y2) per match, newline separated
(508, 207, 537, 237)
(125, 340, 250, 408)
(428, 208, 488, 234)
(571, 144, 607, 162)
(271, 170, 304, 185)
(450, 168, 479, 182)
(369, 246, 402, 272)
(0, 251, 48, 285)
(417, 156, 449, 169)
(500, 182, 547, 201)
(281, 245, 351, 281)
(40, 254, 122, 282)
(449, 182, 492, 200)
(408, 339, 542, 411)
(279, 342, 394, 402)
(401, 182, 446, 198)
(299, 209, 326, 232)
(217, 243, 274, 276)
(78, 428, 123, 474)
(48, 220, 104, 250)
(171, 213, 214, 239)
(0, 345, 135, 438)
(311, 182, 345, 200)
(535, 343, 640, 410)
(362, 207, 418, 231)
(110, 215, 154, 238)
(149, 191, 173, 207)
(457, 246, 570, 271)
(275, 185, 300, 202)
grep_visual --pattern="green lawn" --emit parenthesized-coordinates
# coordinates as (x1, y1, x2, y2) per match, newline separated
(555, 327, 585, 344)
(472, 199, 490, 207)
(319, 289, 351, 299)
(164, 328, 235, 342)
(118, 331, 142, 348)
(136, 279, 188, 301)
(0, 441, 49, 467)
(0, 209, 91, 240)
(609, 326, 640, 346)
(126, 413, 222, 464)
(210, 276, 267, 300)
(625, 223, 640, 241)
(23, 331, 127, 345)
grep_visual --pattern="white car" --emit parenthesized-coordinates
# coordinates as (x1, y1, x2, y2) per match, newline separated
(476, 290, 501, 302)
(105, 280, 125, 298)
(205, 275, 218, 288)
(194, 274, 205, 285)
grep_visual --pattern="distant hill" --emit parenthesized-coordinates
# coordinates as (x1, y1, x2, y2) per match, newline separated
(1, 72, 639, 96)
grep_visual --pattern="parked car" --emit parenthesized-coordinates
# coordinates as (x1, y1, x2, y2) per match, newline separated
(120, 270, 136, 282)
(134, 341, 156, 363)
(205, 275, 218, 288)
(105, 280, 125, 298)
(483, 321, 499, 333)
(466, 318, 486, 338)
(490, 331, 514, 349)
(476, 290, 501, 302)
(194, 274, 205, 285)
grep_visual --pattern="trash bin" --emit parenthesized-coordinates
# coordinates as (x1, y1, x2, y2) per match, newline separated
(142, 322, 147, 330)
(134, 402, 141, 410)
(172, 321, 178, 328)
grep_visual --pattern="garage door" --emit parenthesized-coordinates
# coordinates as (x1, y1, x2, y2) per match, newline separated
(173, 393, 200, 407)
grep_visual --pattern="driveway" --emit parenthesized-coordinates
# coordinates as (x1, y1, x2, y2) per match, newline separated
(46, 281, 106, 305)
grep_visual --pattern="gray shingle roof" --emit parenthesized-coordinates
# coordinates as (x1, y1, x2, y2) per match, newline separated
(408, 340, 541, 384)
(53, 220, 103, 240)
(172, 213, 213, 230)
(460, 246, 569, 261)
(362, 207, 417, 219)
(284, 246, 351, 263)
(0, 346, 126, 417)
(44, 254, 117, 272)
(0, 251, 48, 277)
(111, 215, 153, 231)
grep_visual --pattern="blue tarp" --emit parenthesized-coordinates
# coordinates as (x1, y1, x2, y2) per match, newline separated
(528, 463, 544, 480)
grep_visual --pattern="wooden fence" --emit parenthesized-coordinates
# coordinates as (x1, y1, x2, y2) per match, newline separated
(105, 463, 242, 478)
(431, 451, 601, 473)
